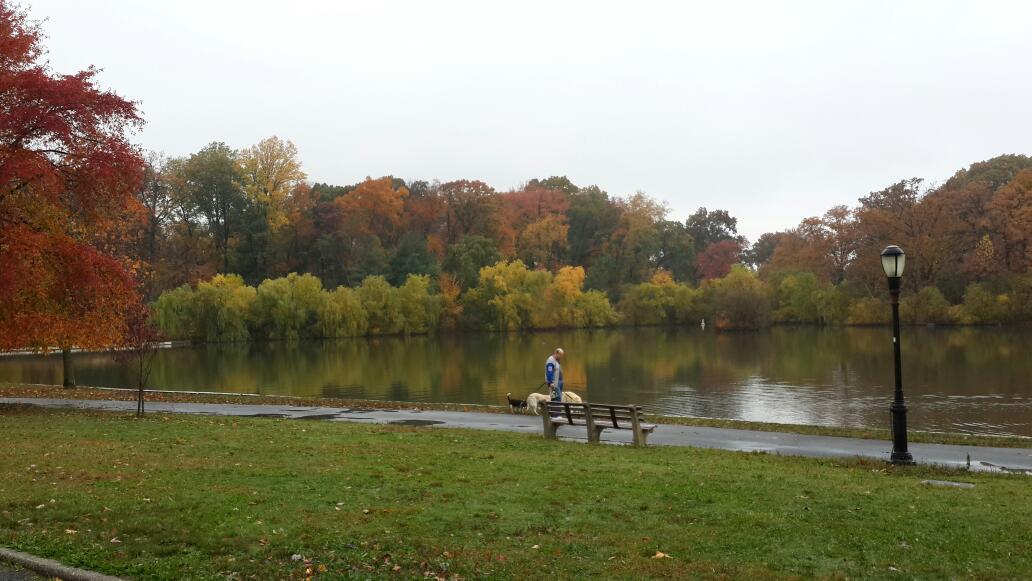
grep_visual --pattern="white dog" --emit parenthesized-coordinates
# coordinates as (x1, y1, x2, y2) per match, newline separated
(525, 393, 550, 415)
(527, 390, 584, 415)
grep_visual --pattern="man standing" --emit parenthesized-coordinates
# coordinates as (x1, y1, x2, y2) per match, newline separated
(545, 348, 564, 402)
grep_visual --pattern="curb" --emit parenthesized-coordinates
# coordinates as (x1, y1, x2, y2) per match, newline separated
(0, 548, 125, 581)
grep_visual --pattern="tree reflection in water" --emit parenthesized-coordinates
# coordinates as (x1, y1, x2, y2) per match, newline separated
(2, 327, 1030, 437)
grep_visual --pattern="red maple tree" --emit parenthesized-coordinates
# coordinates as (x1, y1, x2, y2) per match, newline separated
(695, 239, 743, 281)
(0, 0, 145, 352)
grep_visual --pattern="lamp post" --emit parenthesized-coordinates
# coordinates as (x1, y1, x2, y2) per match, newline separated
(881, 245, 914, 465)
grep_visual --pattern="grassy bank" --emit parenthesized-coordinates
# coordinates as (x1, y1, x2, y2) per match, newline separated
(1, 406, 1030, 579)
(2, 383, 1029, 449)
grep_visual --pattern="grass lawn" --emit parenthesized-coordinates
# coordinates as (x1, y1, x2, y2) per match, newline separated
(0, 406, 1029, 580)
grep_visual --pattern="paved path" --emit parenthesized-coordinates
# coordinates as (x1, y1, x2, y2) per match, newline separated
(0, 564, 41, 581)
(5, 397, 1031, 474)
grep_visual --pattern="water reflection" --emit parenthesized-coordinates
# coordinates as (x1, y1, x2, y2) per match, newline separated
(1, 327, 1029, 437)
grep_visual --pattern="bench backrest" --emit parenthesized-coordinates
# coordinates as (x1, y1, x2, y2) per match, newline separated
(543, 401, 643, 428)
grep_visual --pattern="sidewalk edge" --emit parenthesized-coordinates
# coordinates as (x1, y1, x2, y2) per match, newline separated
(0, 547, 125, 581)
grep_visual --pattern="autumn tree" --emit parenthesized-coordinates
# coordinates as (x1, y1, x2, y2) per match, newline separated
(606, 192, 667, 284)
(517, 215, 569, 269)
(334, 176, 408, 243)
(944, 154, 1032, 192)
(238, 136, 306, 229)
(401, 180, 446, 252)
(0, 2, 145, 375)
(988, 169, 1032, 273)
(695, 240, 742, 281)
(851, 178, 952, 292)
(441, 180, 500, 245)
(766, 209, 858, 284)
(744, 231, 787, 268)
(234, 136, 306, 279)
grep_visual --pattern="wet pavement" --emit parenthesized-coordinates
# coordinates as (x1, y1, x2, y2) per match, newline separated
(0, 564, 41, 581)
(4, 397, 1031, 473)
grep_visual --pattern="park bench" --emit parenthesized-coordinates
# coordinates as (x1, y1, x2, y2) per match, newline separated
(542, 401, 656, 446)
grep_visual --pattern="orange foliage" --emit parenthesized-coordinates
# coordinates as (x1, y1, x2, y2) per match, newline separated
(0, 3, 145, 351)
(333, 177, 408, 242)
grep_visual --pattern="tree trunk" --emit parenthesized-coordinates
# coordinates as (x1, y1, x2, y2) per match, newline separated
(137, 356, 145, 416)
(62, 348, 76, 389)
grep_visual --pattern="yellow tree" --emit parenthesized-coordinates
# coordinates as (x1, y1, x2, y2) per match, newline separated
(238, 136, 307, 231)
(539, 265, 586, 327)
(517, 215, 569, 270)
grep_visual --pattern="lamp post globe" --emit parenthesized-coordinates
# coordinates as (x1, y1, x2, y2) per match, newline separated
(881, 244, 906, 279)
(881, 245, 914, 465)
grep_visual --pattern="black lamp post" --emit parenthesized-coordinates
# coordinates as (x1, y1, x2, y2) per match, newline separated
(881, 245, 914, 465)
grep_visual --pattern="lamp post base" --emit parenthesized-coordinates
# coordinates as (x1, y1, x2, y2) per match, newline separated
(889, 451, 915, 465)
(889, 401, 914, 465)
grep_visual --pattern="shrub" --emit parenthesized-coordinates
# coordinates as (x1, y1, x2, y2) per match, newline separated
(772, 272, 821, 324)
(961, 283, 1007, 324)
(701, 265, 772, 330)
(396, 274, 440, 334)
(252, 273, 325, 340)
(317, 286, 368, 337)
(901, 286, 953, 324)
(846, 297, 890, 326)
(357, 275, 404, 335)
(153, 285, 196, 340)
(193, 274, 256, 342)
(462, 260, 550, 331)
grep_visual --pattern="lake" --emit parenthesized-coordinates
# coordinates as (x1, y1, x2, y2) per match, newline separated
(1, 326, 1030, 437)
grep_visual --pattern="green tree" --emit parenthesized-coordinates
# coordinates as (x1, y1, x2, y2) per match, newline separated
(686, 207, 744, 253)
(442, 235, 501, 289)
(566, 185, 619, 266)
(179, 143, 245, 273)
(655, 221, 696, 283)
(389, 234, 439, 286)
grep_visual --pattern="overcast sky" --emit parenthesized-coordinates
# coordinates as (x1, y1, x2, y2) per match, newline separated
(28, 0, 1032, 241)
